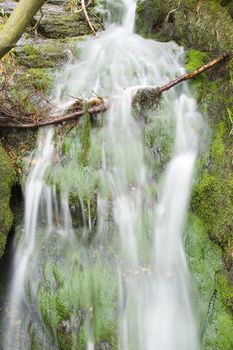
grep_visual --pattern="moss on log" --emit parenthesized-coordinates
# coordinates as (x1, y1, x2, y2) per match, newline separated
(0, 0, 46, 59)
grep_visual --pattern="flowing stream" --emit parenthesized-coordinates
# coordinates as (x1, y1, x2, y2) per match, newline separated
(2, 1, 202, 349)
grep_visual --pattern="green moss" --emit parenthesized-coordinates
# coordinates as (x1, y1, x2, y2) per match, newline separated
(35, 236, 118, 349)
(175, 0, 233, 52)
(143, 100, 175, 178)
(0, 129, 37, 183)
(14, 42, 68, 68)
(14, 36, 86, 69)
(226, 1, 233, 18)
(209, 122, 226, 167)
(136, 0, 233, 52)
(185, 214, 233, 349)
(187, 55, 233, 349)
(38, 12, 102, 39)
(215, 273, 233, 309)
(135, 0, 178, 38)
(9, 68, 54, 114)
(45, 125, 101, 227)
(185, 49, 208, 72)
(191, 120, 233, 249)
(0, 143, 15, 257)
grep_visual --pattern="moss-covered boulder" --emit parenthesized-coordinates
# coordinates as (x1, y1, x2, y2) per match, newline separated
(185, 50, 233, 262)
(0, 142, 14, 257)
(37, 11, 102, 39)
(183, 48, 233, 330)
(135, 0, 177, 38)
(186, 214, 233, 350)
(136, 0, 233, 53)
(174, 0, 233, 52)
(14, 41, 69, 68)
(14, 37, 85, 69)
(192, 123, 233, 250)
(0, 128, 36, 183)
(8, 67, 54, 114)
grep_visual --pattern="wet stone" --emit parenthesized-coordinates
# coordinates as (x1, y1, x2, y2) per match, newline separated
(95, 342, 112, 350)
(0, 1, 16, 16)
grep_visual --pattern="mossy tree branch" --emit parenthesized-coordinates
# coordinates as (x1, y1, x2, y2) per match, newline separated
(133, 52, 231, 107)
(0, 0, 46, 59)
(0, 52, 231, 128)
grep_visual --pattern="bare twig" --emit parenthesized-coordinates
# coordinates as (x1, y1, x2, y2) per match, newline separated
(81, 0, 96, 36)
(33, 7, 44, 38)
(88, 8, 105, 30)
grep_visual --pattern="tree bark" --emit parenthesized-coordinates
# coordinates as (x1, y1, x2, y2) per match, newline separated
(0, 0, 45, 59)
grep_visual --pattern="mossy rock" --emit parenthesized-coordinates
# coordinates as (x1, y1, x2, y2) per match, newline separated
(135, 0, 178, 38)
(191, 169, 233, 247)
(38, 12, 102, 39)
(191, 120, 233, 252)
(14, 36, 86, 69)
(175, 0, 233, 52)
(185, 214, 233, 350)
(0, 128, 36, 183)
(186, 47, 233, 327)
(23, 234, 118, 350)
(0, 143, 15, 257)
(14, 41, 69, 68)
(9, 67, 54, 114)
(136, 0, 233, 53)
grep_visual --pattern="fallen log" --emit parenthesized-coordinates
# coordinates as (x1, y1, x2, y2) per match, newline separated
(0, 52, 231, 129)
(0, 100, 110, 128)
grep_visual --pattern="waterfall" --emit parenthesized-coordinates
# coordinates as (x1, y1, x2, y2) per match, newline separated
(2, 129, 55, 349)
(2, 1, 201, 349)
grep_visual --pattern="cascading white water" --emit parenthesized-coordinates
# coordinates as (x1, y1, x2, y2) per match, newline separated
(2, 129, 55, 349)
(3, 1, 202, 349)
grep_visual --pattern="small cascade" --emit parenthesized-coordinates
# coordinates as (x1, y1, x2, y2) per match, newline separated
(3, 129, 55, 350)
(2, 1, 202, 349)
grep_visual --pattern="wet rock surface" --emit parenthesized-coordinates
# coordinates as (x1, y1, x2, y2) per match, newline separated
(37, 5, 102, 38)
(96, 342, 112, 350)
(14, 39, 72, 68)
(0, 1, 16, 16)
